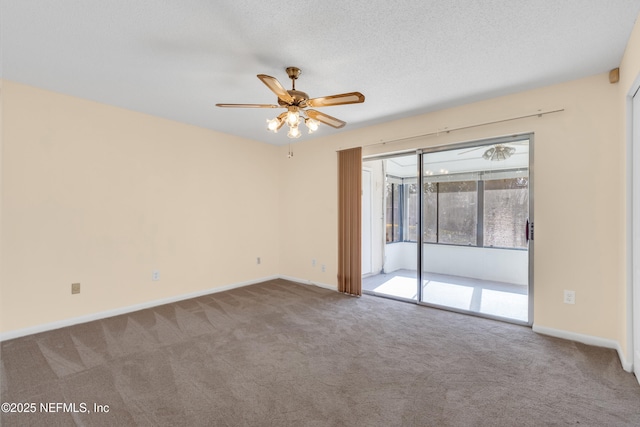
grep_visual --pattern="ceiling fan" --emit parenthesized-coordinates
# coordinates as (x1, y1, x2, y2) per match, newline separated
(216, 67, 365, 139)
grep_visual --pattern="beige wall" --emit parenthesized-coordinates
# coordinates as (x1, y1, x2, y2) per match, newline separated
(0, 81, 281, 333)
(279, 71, 624, 346)
(620, 13, 640, 92)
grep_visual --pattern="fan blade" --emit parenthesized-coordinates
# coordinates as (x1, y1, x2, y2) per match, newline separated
(216, 103, 280, 108)
(306, 92, 365, 108)
(306, 109, 346, 129)
(257, 74, 294, 104)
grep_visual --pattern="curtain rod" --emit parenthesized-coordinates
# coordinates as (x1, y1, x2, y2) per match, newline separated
(369, 108, 565, 148)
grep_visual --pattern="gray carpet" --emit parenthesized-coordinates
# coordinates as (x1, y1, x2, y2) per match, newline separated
(1, 278, 639, 426)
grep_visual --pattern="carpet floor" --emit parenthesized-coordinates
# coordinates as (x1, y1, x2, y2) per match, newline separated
(1, 278, 639, 426)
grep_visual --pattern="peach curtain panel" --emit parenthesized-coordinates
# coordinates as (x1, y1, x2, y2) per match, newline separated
(338, 147, 362, 296)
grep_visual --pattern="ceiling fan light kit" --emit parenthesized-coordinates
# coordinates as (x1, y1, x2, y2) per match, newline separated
(216, 67, 365, 139)
(482, 144, 516, 161)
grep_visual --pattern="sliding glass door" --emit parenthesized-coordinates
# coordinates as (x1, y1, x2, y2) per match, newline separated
(420, 138, 531, 323)
(362, 135, 533, 324)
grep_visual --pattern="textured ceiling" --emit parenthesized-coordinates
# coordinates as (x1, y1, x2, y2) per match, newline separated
(2, 1, 639, 146)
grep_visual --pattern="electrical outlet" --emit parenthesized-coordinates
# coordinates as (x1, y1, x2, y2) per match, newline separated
(321, 264, 326, 273)
(563, 290, 576, 304)
(71, 282, 80, 294)
(152, 270, 160, 281)
(257, 257, 261, 265)
(312, 259, 316, 267)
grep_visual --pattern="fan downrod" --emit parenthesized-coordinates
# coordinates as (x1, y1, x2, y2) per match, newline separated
(286, 67, 301, 90)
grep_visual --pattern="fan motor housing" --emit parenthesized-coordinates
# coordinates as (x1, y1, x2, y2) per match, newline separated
(278, 90, 309, 107)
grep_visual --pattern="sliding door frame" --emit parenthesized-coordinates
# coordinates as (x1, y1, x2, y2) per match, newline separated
(417, 149, 425, 303)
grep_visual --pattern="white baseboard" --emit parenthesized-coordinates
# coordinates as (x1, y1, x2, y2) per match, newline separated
(278, 275, 337, 291)
(0, 275, 280, 342)
(533, 324, 633, 373)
